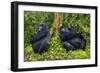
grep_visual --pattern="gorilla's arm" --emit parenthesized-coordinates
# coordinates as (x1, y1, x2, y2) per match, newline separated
(38, 38, 49, 53)
(80, 35, 86, 50)
(60, 33, 77, 41)
(67, 34, 86, 50)
(32, 34, 50, 53)
(63, 41, 75, 50)
(30, 30, 48, 43)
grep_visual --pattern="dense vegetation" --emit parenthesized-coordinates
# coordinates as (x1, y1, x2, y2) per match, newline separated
(24, 11, 90, 61)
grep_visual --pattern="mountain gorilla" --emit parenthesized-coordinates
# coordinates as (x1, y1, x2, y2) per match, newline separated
(59, 26, 86, 51)
(30, 24, 50, 53)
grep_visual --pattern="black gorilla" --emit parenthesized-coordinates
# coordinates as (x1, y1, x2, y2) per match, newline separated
(59, 26, 86, 51)
(30, 24, 50, 53)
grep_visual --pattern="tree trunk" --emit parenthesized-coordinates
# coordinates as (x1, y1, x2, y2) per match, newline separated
(52, 12, 63, 35)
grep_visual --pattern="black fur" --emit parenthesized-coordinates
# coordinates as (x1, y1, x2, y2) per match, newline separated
(30, 24, 50, 53)
(60, 27, 86, 51)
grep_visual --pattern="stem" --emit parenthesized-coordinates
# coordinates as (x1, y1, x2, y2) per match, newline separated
(52, 12, 63, 36)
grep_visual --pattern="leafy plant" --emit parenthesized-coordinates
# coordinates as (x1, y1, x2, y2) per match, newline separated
(24, 11, 90, 61)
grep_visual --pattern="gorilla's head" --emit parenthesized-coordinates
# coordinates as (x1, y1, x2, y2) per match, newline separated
(38, 23, 48, 32)
(59, 26, 78, 41)
(60, 27, 75, 34)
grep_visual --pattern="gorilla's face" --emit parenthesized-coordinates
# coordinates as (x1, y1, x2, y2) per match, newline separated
(60, 27, 74, 34)
(38, 24, 48, 32)
(38, 25, 43, 31)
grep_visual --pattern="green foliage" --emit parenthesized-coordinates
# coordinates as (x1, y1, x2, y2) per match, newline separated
(24, 36, 90, 61)
(63, 13, 90, 34)
(24, 11, 90, 61)
(24, 11, 54, 47)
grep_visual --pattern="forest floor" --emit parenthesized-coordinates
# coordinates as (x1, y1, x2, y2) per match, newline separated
(24, 35, 90, 62)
